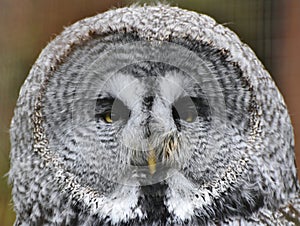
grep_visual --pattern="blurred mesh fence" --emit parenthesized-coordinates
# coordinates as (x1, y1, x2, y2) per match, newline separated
(0, 0, 299, 225)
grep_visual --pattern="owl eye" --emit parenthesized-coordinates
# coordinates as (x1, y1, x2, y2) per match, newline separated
(95, 97, 131, 124)
(172, 96, 198, 124)
(184, 110, 197, 123)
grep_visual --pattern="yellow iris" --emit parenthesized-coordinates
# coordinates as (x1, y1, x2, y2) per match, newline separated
(104, 112, 113, 123)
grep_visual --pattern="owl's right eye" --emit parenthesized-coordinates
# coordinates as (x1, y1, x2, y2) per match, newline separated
(95, 97, 131, 124)
(104, 111, 113, 123)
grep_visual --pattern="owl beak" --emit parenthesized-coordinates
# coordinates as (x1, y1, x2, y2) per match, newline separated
(147, 136, 178, 175)
(148, 148, 156, 175)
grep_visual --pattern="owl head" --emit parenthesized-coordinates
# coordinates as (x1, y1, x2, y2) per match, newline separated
(10, 4, 297, 225)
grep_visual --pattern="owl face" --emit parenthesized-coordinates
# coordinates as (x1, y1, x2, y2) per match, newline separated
(40, 37, 255, 223)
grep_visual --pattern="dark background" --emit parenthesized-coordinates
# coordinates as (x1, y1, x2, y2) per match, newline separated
(1, 0, 299, 224)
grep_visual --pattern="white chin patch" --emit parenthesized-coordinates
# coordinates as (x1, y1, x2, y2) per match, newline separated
(100, 185, 144, 224)
(165, 172, 195, 221)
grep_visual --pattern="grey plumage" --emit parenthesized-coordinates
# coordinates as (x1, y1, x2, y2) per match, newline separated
(9, 4, 299, 226)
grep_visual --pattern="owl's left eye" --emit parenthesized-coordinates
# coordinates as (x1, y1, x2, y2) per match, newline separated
(95, 97, 131, 124)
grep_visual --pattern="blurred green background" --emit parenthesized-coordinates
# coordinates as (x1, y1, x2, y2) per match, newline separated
(0, 0, 299, 225)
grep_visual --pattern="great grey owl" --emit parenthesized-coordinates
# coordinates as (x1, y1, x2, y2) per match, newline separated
(9, 4, 300, 226)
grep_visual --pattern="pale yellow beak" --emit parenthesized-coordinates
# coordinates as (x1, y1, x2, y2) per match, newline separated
(147, 137, 178, 175)
(148, 149, 156, 175)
